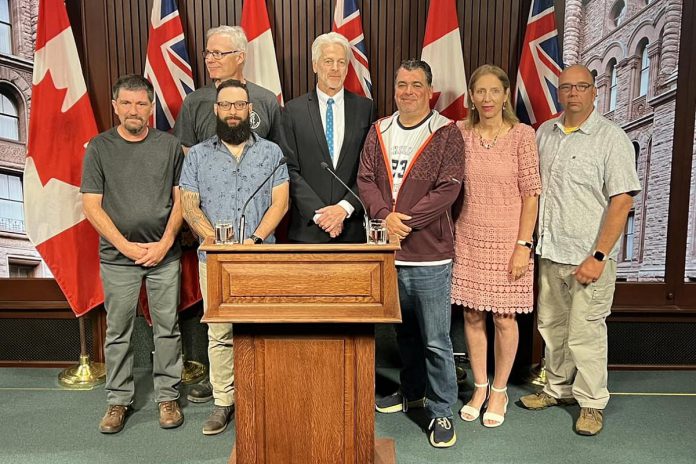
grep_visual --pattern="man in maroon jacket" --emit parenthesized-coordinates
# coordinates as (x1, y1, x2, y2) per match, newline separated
(358, 59, 465, 449)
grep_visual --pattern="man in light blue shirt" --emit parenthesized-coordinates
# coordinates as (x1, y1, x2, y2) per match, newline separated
(520, 65, 640, 436)
(180, 79, 288, 436)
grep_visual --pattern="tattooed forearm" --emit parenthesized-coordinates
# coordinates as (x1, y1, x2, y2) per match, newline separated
(181, 189, 215, 240)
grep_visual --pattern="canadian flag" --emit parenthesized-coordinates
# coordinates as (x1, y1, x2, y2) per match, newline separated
(23, 0, 102, 316)
(241, 0, 284, 105)
(420, 0, 468, 120)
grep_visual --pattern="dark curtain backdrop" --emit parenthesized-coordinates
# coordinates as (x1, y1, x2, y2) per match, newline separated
(62, 0, 561, 131)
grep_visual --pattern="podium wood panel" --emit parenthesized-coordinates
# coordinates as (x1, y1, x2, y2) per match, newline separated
(200, 240, 400, 464)
(233, 324, 383, 464)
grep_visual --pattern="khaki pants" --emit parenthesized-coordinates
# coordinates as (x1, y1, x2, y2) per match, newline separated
(199, 261, 235, 407)
(537, 258, 616, 409)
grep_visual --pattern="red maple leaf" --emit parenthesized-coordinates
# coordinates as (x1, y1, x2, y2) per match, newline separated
(27, 71, 98, 187)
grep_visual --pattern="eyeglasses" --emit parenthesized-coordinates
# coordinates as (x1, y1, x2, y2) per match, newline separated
(473, 88, 504, 99)
(558, 83, 594, 93)
(202, 49, 241, 60)
(215, 100, 250, 111)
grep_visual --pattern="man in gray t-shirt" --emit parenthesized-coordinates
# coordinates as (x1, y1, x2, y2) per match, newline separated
(173, 26, 283, 150)
(81, 75, 185, 434)
(173, 24, 284, 406)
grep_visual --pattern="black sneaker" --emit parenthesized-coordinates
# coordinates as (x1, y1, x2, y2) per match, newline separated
(375, 391, 426, 413)
(187, 380, 213, 403)
(428, 417, 456, 448)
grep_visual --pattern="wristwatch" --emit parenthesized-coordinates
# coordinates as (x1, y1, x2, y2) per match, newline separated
(250, 234, 263, 244)
(516, 240, 533, 249)
(592, 250, 607, 262)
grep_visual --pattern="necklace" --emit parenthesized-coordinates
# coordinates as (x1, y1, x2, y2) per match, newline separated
(476, 123, 504, 149)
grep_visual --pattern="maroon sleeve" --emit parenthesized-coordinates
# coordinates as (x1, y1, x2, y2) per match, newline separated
(357, 126, 392, 220)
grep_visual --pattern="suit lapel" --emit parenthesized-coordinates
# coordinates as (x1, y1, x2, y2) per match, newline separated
(307, 91, 332, 164)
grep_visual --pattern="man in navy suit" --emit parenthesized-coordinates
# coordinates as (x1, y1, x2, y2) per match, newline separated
(282, 32, 375, 243)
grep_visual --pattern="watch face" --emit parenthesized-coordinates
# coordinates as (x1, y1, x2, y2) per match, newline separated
(593, 251, 606, 261)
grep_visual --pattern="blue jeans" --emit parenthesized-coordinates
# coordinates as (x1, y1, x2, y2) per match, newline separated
(395, 263, 457, 419)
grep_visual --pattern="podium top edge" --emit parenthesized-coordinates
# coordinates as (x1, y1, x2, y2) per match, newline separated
(200, 240, 401, 253)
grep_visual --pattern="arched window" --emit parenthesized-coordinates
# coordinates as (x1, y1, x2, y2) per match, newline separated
(0, 92, 18, 140)
(611, 1, 627, 27)
(592, 70, 600, 110)
(608, 60, 618, 112)
(0, 0, 11, 55)
(639, 41, 650, 97)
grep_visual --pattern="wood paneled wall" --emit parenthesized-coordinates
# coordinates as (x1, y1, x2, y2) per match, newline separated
(67, 0, 535, 131)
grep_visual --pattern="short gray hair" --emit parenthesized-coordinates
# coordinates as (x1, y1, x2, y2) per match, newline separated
(311, 32, 351, 64)
(206, 25, 248, 52)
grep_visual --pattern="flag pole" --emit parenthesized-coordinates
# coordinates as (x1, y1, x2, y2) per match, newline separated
(58, 317, 106, 389)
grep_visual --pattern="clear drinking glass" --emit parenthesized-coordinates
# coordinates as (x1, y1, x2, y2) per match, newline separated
(214, 221, 235, 244)
(368, 219, 387, 245)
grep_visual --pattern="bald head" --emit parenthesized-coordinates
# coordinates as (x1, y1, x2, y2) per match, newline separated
(560, 64, 595, 85)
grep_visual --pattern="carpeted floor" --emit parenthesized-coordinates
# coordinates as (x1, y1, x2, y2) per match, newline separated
(0, 367, 694, 464)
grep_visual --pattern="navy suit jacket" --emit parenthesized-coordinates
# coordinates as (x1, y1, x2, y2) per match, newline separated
(282, 89, 375, 243)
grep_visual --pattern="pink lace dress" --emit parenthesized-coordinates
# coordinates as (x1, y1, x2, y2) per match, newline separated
(451, 122, 541, 314)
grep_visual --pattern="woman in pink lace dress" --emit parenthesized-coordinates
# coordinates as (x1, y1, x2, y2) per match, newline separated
(451, 65, 541, 428)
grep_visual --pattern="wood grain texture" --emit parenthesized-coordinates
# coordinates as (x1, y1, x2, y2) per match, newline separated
(231, 324, 378, 464)
(202, 241, 401, 324)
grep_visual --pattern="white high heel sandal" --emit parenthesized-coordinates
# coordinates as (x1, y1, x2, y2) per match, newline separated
(482, 385, 508, 428)
(459, 382, 489, 422)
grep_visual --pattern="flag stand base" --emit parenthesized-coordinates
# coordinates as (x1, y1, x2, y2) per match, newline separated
(58, 354, 106, 389)
(182, 360, 207, 385)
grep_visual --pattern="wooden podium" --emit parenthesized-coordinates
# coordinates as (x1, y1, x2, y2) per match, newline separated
(200, 239, 401, 464)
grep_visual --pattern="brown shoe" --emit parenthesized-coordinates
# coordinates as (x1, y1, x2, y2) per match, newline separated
(202, 405, 234, 435)
(576, 407, 603, 436)
(99, 404, 130, 434)
(159, 400, 184, 429)
(520, 391, 577, 410)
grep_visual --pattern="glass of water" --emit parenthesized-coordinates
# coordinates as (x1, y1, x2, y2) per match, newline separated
(368, 219, 387, 245)
(214, 221, 235, 244)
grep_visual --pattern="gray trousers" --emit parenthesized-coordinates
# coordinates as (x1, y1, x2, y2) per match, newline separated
(537, 258, 616, 409)
(101, 259, 183, 405)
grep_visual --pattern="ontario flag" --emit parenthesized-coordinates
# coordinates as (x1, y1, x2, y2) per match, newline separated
(23, 0, 102, 316)
(421, 0, 468, 120)
(332, 0, 372, 99)
(144, 0, 194, 131)
(515, 0, 563, 128)
(144, 0, 201, 313)
(241, 0, 284, 104)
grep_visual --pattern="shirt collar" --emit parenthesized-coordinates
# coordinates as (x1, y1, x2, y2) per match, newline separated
(316, 86, 344, 105)
(553, 108, 599, 135)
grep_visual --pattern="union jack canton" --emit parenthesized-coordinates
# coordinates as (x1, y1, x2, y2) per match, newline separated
(144, 0, 194, 131)
(332, 0, 373, 99)
(515, 0, 563, 129)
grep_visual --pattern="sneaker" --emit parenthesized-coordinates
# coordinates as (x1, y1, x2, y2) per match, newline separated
(428, 417, 456, 448)
(576, 407, 603, 436)
(99, 404, 130, 434)
(375, 391, 426, 413)
(187, 380, 213, 403)
(520, 391, 577, 410)
(202, 405, 234, 435)
(158, 400, 184, 429)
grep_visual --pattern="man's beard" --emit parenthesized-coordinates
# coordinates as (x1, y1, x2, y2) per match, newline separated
(216, 114, 252, 145)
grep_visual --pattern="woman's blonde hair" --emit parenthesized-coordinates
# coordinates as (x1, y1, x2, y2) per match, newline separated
(466, 64, 519, 127)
